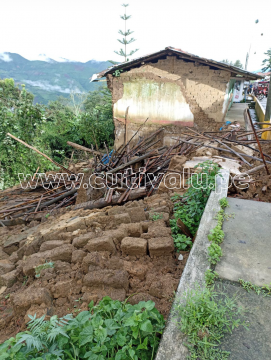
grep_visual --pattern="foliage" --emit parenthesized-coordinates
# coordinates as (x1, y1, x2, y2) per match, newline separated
(171, 161, 220, 237)
(221, 59, 244, 69)
(219, 197, 229, 209)
(262, 48, 271, 72)
(175, 286, 245, 360)
(0, 297, 165, 360)
(239, 279, 271, 296)
(172, 233, 193, 252)
(208, 224, 224, 244)
(0, 79, 55, 189)
(208, 243, 222, 265)
(0, 79, 114, 188)
(205, 269, 219, 286)
(34, 262, 54, 278)
(150, 212, 163, 221)
(114, 4, 139, 61)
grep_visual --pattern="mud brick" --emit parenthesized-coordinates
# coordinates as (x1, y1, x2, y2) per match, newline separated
(121, 237, 147, 256)
(148, 237, 174, 257)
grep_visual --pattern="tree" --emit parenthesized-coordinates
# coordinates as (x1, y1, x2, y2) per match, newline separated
(233, 60, 243, 69)
(262, 49, 271, 122)
(262, 48, 271, 72)
(114, 4, 138, 62)
(221, 59, 243, 69)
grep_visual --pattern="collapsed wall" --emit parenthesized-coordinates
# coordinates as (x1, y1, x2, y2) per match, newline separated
(0, 193, 188, 342)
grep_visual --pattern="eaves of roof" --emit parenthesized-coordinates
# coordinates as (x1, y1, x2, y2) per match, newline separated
(94, 46, 261, 81)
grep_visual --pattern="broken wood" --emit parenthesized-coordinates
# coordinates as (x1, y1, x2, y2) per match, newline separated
(67, 141, 103, 156)
(74, 188, 147, 211)
(7, 133, 73, 174)
(246, 109, 270, 175)
(177, 218, 193, 239)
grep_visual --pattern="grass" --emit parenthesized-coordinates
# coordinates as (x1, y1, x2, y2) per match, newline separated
(239, 279, 271, 296)
(175, 286, 246, 360)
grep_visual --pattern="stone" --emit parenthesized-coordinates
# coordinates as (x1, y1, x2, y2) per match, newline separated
(141, 223, 171, 239)
(113, 213, 131, 226)
(11, 287, 52, 313)
(126, 207, 146, 222)
(72, 250, 87, 263)
(22, 245, 74, 276)
(73, 232, 96, 248)
(121, 237, 147, 256)
(123, 261, 148, 280)
(0, 270, 17, 287)
(51, 279, 78, 298)
(178, 254, 184, 261)
(0, 260, 15, 275)
(85, 236, 116, 254)
(148, 237, 174, 257)
(83, 269, 129, 291)
(40, 240, 64, 252)
(0, 248, 9, 261)
(65, 217, 86, 232)
(107, 206, 126, 216)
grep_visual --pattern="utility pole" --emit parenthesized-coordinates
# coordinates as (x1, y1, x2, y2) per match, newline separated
(264, 78, 271, 122)
(244, 20, 260, 102)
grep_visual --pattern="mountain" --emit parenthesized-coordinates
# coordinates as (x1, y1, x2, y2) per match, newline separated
(0, 52, 110, 104)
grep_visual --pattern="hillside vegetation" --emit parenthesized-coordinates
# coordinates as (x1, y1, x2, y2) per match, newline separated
(0, 78, 114, 189)
(0, 53, 110, 104)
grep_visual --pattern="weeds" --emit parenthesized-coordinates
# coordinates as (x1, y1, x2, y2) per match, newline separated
(171, 161, 221, 237)
(173, 234, 193, 252)
(150, 212, 163, 221)
(0, 297, 165, 360)
(205, 269, 219, 286)
(208, 243, 222, 264)
(219, 197, 229, 209)
(175, 286, 245, 360)
(239, 279, 271, 296)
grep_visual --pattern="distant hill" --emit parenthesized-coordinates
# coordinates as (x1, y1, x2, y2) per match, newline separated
(0, 53, 110, 104)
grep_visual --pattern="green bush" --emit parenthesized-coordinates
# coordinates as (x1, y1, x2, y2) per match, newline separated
(170, 161, 221, 243)
(0, 297, 165, 360)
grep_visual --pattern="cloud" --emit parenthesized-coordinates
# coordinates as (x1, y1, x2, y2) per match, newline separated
(0, 52, 13, 62)
(37, 54, 74, 63)
(23, 79, 81, 94)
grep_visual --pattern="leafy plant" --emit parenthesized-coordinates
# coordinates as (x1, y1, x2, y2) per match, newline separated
(175, 286, 245, 360)
(208, 225, 225, 244)
(171, 161, 221, 237)
(205, 270, 219, 286)
(0, 297, 165, 360)
(239, 279, 271, 296)
(150, 212, 163, 221)
(219, 197, 229, 209)
(208, 243, 222, 265)
(173, 234, 193, 252)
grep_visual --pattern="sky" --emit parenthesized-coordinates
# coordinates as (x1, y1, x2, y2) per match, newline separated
(0, 0, 270, 71)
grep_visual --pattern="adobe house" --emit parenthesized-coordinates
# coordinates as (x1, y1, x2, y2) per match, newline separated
(93, 47, 259, 148)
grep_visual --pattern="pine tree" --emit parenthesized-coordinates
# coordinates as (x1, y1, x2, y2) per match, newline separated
(114, 4, 138, 62)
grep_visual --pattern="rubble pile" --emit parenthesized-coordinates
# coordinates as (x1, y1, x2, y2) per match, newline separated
(1, 122, 271, 341)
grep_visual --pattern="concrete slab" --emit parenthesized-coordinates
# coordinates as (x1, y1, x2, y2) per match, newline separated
(215, 280, 271, 360)
(225, 103, 248, 124)
(216, 198, 271, 286)
(155, 170, 230, 360)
